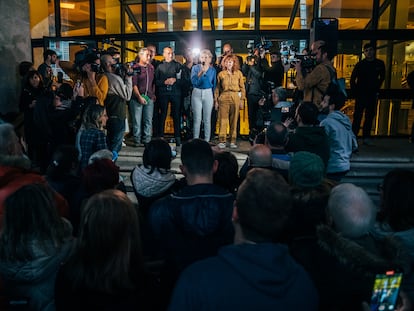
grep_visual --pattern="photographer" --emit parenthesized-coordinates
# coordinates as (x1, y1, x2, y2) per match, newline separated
(74, 50, 108, 106)
(293, 40, 334, 111)
(255, 86, 293, 138)
(101, 53, 133, 153)
(242, 55, 265, 139)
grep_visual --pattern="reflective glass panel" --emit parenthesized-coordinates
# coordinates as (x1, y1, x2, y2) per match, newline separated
(125, 4, 143, 34)
(202, 0, 254, 31)
(61, 0, 90, 36)
(29, 0, 55, 38)
(147, 0, 197, 32)
(320, 0, 372, 29)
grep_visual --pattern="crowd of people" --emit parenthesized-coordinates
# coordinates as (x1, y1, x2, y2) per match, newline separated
(0, 39, 412, 311)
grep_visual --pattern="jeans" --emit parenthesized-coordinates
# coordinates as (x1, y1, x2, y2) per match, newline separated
(352, 94, 378, 138)
(129, 97, 154, 143)
(191, 88, 214, 142)
(106, 116, 125, 153)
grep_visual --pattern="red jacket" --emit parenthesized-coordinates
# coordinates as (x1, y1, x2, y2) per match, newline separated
(0, 155, 69, 229)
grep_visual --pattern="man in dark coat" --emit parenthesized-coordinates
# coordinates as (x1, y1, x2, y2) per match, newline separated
(169, 168, 318, 311)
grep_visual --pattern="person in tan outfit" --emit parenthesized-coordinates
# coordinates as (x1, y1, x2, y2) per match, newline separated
(214, 54, 246, 149)
(294, 40, 334, 110)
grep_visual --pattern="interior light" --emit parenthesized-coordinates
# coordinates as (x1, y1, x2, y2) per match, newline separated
(61, 3, 75, 9)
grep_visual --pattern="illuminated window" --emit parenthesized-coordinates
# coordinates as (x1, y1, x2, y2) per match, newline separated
(29, 0, 55, 38)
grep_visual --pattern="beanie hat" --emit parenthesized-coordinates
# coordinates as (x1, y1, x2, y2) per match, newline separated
(289, 151, 325, 187)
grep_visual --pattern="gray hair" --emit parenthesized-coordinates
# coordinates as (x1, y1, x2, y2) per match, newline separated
(0, 123, 17, 155)
(200, 49, 213, 59)
(328, 183, 376, 238)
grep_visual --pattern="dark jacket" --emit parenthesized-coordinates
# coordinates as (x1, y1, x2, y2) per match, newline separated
(149, 183, 234, 269)
(169, 243, 319, 311)
(285, 126, 330, 167)
(0, 220, 73, 311)
(155, 60, 184, 95)
(290, 225, 411, 311)
(242, 63, 264, 96)
(148, 183, 234, 307)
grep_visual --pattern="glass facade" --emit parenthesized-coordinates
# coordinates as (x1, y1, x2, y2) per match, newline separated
(28, 0, 414, 136)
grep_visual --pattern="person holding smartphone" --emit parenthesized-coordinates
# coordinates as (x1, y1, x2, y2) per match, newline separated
(191, 49, 216, 142)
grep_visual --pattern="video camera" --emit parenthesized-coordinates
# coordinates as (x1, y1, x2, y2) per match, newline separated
(74, 47, 102, 73)
(279, 41, 316, 69)
(247, 37, 273, 56)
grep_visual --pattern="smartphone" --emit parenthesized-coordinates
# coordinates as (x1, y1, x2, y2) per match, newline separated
(281, 107, 290, 113)
(370, 270, 403, 311)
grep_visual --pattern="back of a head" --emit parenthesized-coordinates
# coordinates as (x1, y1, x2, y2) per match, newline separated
(289, 151, 325, 188)
(236, 168, 292, 241)
(249, 144, 272, 168)
(1, 183, 65, 260)
(88, 149, 113, 165)
(298, 102, 319, 125)
(143, 138, 172, 170)
(79, 189, 140, 257)
(0, 123, 20, 156)
(181, 139, 214, 176)
(274, 87, 287, 102)
(82, 158, 120, 194)
(83, 103, 104, 129)
(328, 183, 375, 238)
(325, 82, 346, 110)
(76, 189, 142, 290)
(381, 169, 414, 231)
(266, 121, 288, 147)
(47, 145, 79, 179)
(213, 151, 240, 193)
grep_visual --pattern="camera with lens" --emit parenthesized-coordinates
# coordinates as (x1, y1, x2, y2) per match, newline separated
(74, 47, 101, 72)
(247, 37, 273, 56)
(289, 54, 316, 69)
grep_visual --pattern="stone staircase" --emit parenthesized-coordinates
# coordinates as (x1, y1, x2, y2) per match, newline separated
(117, 138, 414, 207)
(117, 147, 248, 204)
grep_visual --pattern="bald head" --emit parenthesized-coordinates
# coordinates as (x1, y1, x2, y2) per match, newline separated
(249, 144, 272, 168)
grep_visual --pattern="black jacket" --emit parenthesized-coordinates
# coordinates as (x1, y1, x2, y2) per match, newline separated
(285, 126, 330, 167)
(155, 60, 184, 95)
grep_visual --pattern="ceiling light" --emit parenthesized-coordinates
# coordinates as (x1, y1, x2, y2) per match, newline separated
(61, 3, 75, 9)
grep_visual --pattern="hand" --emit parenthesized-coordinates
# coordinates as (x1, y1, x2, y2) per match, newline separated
(29, 100, 36, 108)
(239, 101, 244, 110)
(258, 97, 266, 106)
(214, 100, 219, 110)
(283, 117, 294, 128)
(293, 60, 302, 71)
(138, 95, 147, 105)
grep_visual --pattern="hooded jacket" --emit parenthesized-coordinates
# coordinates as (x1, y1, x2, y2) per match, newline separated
(285, 126, 330, 167)
(320, 111, 358, 173)
(0, 219, 73, 311)
(168, 243, 318, 311)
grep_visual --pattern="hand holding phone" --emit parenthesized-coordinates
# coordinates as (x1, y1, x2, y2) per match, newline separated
(370, 271, 403, 311)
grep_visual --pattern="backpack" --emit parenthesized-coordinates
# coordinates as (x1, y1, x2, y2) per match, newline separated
(324, 64, 347, 99)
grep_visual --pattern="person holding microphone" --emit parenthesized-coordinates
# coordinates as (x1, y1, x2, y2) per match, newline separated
(191, 49, 217, 142)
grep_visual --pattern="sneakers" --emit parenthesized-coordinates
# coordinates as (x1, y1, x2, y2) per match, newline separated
(218, 143, 226, 149)
(230, 143, 238, 149)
